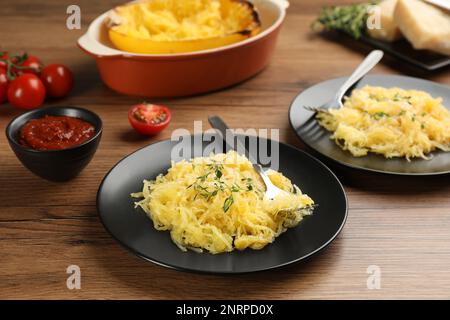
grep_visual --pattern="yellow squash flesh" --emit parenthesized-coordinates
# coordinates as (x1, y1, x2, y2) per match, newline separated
(105, 0, 262, 54)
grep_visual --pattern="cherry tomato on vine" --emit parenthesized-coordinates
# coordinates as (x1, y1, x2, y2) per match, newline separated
(0, 52, 9, 71)
(40, 64, 73, 98)
(128, 103, 171, 135)
(7, 74, 46, 110)
(0, 68, 8, 104)
(17, 55, 42, 75)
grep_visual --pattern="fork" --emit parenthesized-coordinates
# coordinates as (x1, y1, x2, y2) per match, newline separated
(208, 115, 289, 200)
(305, 50, 384, 113)
(251, 162, 291, 200)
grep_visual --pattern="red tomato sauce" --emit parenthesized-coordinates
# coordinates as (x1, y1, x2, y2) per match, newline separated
(20, 115, 95, 151)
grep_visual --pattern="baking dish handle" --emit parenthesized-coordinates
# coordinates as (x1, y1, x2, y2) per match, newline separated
(273, 0, 289, 9)
(78, 33, 119, 57)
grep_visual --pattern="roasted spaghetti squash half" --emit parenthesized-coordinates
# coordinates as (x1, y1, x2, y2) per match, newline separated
(105, 0, 261, 54)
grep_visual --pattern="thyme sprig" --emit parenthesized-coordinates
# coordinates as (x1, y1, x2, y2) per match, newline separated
(187, 162, 256, 213)
(371, 112, 390, 120)
(393, 93, 412, 105)
(311, 2, 379, 39)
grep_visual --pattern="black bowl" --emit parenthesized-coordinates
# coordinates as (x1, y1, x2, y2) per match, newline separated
(5, 106, 103, 182)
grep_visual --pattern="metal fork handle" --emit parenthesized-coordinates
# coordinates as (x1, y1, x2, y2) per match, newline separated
(334, 50, 384, 106)
(209, 116, 283, 199)
(208, 115, 257, 163)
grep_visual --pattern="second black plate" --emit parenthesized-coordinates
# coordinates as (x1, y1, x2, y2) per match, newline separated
(289, 75, 450, 176)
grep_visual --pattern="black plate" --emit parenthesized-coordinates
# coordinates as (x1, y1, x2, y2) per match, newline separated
(97, 134, 348, 274)
(289, 75, 450, 176)
(359, 35, 450, 71)
(323, 31, 450, 71)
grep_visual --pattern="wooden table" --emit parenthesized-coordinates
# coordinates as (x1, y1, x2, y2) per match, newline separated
(1, 0, 449, 300)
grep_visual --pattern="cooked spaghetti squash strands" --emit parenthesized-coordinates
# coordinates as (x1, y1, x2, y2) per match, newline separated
(317, 86, 450, 160)
(106, 0, 261, 54)
(132, 151, 314, 254)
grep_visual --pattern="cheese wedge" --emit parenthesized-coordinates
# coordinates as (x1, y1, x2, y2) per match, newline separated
(394, 0, 450, 56)
(368, 0, 402, 42)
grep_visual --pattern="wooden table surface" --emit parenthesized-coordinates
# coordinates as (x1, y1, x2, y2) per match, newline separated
(1, 0, 449, 300)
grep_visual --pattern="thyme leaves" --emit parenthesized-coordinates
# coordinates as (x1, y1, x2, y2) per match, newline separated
(187, 162, 256, 213)
(311, 2, 379, 39)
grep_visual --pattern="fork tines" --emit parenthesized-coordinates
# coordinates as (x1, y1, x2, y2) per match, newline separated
(303, 105, 328, 113)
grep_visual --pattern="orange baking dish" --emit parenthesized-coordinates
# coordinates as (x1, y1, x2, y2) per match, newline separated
(78, 0, 289, 98)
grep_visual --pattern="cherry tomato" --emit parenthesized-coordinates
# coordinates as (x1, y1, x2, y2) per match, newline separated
(0, 68, 8, 104)
(40, 64, 73, 98)
(17, 55, 42, 75)
(0, 52, 9, 71)
(7, 74, 46, 110)
(128, 103, 171, 135)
